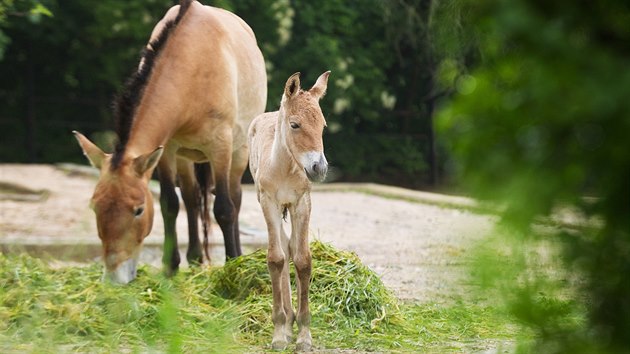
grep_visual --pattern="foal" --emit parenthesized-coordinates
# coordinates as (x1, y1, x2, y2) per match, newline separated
(248, 71, 330, 351)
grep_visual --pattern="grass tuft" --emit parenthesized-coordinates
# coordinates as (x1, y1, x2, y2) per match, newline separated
(0, 241, 517, 352)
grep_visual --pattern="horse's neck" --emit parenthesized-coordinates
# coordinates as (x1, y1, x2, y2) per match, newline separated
(270, 114, 299, 176)
(125, 95, 182, 157)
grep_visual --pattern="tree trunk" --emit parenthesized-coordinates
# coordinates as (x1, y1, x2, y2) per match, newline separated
(426, 96, 438, 186)
(25, 39, 37, 162)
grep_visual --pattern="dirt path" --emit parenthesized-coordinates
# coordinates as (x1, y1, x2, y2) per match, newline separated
(0, 164, 495, 302)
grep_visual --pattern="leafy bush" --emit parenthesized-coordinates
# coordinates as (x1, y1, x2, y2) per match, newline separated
(439, 0, 630, 352)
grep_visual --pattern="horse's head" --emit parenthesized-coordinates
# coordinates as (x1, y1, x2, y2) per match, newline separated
(280, 71, 331, 182)
(73, 131, 162, 284)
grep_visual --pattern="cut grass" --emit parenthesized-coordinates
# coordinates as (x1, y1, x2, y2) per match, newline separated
(0, 241, 518, 352)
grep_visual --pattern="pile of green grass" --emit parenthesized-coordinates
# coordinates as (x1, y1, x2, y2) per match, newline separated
(0, 241, 517, 352)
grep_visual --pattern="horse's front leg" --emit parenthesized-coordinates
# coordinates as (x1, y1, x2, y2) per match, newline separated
(260, 193, 292, 350)
(176, 159, 203, 265)
(290, 194, 313, 351)
(157, 152, 181, 276)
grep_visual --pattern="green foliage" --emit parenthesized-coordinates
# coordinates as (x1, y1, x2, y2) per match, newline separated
(0, 0, 470, 186)
(326, 133, 428, 186)
(439, 0, 630, 352)
(0, 0, 173, 163)
(0, 0, 52, 60)
(224, 0, 473, 187)
(0, 242, 517, 352)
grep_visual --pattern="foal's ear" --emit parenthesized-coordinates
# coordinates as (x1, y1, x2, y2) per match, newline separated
(284, 72, 301, 99)
(73, 131, 107, 169)
(310, 71, 331, 100)
(133, 146, 163, 177)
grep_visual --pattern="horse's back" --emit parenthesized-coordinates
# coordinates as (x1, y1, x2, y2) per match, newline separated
(150, 2, 267, 149)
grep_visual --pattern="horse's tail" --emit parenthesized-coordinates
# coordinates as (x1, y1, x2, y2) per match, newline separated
(194, 162, 212, 263)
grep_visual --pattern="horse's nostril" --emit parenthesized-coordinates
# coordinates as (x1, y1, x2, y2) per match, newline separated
(312, 162, 319, 173)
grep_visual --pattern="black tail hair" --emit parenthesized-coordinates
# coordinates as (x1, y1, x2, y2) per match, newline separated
(194, 162, 212, 263)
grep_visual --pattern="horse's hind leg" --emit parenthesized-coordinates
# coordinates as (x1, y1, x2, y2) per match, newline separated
(176, 158, 203, 266)
(157, 152, 181, 276)
(290, 198, 313, 351)
(195, 162, 214, 263)
(229, 144, 249, 257)
(203, 129, 239, 259)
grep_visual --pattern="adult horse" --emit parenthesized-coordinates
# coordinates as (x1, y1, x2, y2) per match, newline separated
(73, 0, 267, 284)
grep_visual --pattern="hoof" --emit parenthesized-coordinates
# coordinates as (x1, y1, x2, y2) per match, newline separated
(163, 265, 179, 278)
(296, 329, 312, 352)
(271, 339, 288, 351)
(163, 252, 181, 276)
(186, 254, 203, 267)
(296, 340, 312, 352)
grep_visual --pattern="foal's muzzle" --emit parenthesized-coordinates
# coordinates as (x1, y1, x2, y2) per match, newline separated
(303, 152, 328, 182)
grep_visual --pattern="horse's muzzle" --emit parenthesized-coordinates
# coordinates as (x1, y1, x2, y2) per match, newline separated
(103, 257, 138, 285)
(303, 152, 328, 182)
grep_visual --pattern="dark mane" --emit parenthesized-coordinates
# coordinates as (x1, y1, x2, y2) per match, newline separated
(110, 0, 193, 169)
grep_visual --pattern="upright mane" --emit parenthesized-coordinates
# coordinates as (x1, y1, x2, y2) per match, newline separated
(110, 0, 193, 169)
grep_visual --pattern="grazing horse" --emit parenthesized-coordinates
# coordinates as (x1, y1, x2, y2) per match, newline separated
(73, 0, 267, 284)
(248, 71, 330, 351)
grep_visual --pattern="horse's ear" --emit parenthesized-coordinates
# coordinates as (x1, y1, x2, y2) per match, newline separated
(310, 71, 331, 100)
(284, 72, 301, 99)
(133, 146, 163, 177)
(73, 131, 107, 169)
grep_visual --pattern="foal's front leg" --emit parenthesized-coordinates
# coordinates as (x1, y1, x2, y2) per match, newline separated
(260, 194, 292, 350)
(290, 195, 313, 351)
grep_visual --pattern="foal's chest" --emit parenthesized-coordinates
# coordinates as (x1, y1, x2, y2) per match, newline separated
(274, 182, 309, 206)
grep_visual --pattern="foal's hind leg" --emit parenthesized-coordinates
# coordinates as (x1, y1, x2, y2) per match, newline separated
(176, 159, 203, 266)
(157, 152, 181, 276)
(290, 197, 313, 351)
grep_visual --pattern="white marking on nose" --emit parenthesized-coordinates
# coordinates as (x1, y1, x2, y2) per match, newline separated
(300, 151, 328, 182)
(103, 257, 138, 285)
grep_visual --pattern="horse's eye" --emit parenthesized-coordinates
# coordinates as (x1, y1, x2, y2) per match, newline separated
(290, 122, 300, 129)
(134, 207, 145, 217)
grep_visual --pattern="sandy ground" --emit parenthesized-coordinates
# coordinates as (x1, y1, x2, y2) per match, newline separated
(0, 164, 496, 302)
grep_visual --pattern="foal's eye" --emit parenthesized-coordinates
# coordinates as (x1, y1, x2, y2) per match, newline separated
(290, 122, 300, 129)
(134, 206, 145, 217)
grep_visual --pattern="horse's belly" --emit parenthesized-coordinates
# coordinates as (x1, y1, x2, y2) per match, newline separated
(176, 148, 208, 162)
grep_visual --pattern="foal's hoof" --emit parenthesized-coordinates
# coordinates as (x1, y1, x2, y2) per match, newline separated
(296, 340, 312, 352)
(271, 339, 288, 351)
(296, 331, 312, 352)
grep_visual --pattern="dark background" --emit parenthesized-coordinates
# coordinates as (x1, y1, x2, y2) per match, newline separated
(0, 0, 476, 189)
